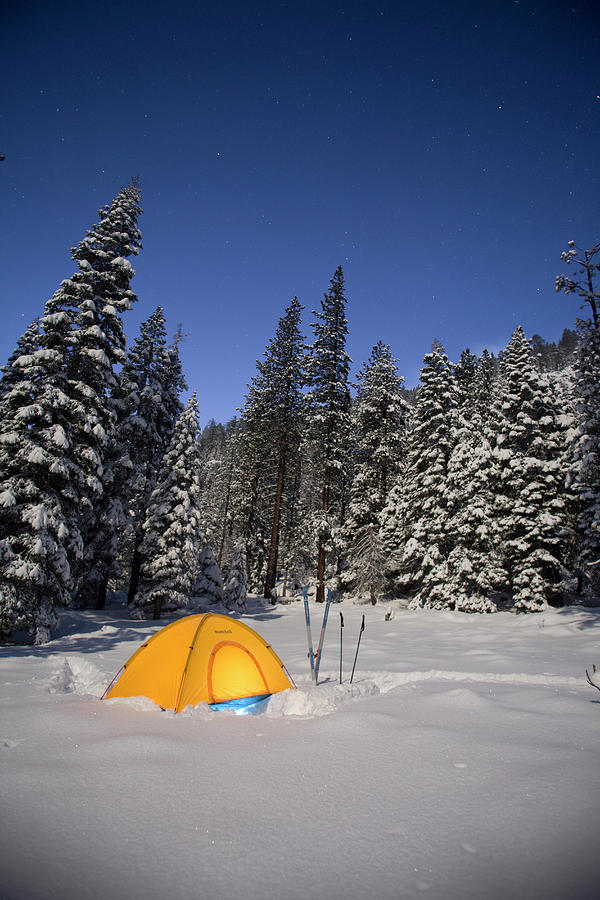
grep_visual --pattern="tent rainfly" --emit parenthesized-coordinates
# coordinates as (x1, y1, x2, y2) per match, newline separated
(102, 613, 294, 713)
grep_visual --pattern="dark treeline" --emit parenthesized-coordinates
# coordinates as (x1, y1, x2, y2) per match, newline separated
(0, 186, 598, 642)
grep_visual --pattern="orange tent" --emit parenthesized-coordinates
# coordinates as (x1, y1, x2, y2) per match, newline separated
(103, 613, 294, 713)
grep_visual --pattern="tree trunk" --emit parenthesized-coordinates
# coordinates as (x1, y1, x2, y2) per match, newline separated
(281, 465, 300, 597)
(264, 433, 287, 598)
(316, 465, 331, 602)
(95, 572, 109, 610)
(217, 463, 234, 567)
(127, 540, 142, 605)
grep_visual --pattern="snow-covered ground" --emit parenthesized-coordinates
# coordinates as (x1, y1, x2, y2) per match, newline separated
(1, 597, 599, 900)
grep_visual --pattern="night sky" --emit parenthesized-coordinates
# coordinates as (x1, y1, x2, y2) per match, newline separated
(1, 0, 598, 423)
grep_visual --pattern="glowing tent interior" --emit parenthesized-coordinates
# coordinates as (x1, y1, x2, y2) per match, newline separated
(102, 613, 294, 713)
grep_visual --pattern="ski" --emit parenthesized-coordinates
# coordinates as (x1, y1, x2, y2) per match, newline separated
(350, 614, 365, 684)
(314, 588, 332, 684)
(339, 611, 344, 684)
(302, 587, 317, 684)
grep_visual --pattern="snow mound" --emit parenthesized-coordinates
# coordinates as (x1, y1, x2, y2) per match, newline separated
(266, 679, 381, 717)
(264, 668, 586, 718)
(103, 695, 165, 713)
(47, 659, 587, 719)
(47, 656, 108, 698)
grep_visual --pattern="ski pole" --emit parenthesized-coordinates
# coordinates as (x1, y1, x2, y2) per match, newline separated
(314, 588, 332, 684)
(339, 611, 344, 684)
(350, 614, 365, 684)
(303, 586, 316, 684)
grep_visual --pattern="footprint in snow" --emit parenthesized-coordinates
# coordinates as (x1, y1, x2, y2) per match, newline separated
(1, 737, 26, 750)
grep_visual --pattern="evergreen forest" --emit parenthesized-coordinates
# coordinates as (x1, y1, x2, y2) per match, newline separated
(1, 184, 599, 643)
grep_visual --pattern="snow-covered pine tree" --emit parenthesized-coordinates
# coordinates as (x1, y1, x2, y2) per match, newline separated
(444, 356, 505, 612)
(347, 515, 385, 604)
(568, 322, 600, 586)
(54, 181, 142, 530)
(65, 186, 145, 606)
(342, 342, 409, 600)
(119, 308, 186, 604)
(245, 297, 305, 599)
(132, 393, 204, 619)
(278, 459, 314, 595)
(193, 545, 225, 606)
(556, 239, 600, 589)
(493, 326, 570, 611)
(306, 267, 352, 602)
(454, 348, 479, 400)
(227, 414, 270, 592)
(381, 342, 458, 608)
(530, 333, 577, 373)
(0, 346, 75, 639)
(0, 319, 40, 401)
(555, 239, 600, 328)
(204, 419, 239, 567)
(67, 182, 142, 389)
(198, 419, 228, 549)
(0, 307, 99, 639)
(223, 542, 248, 613)
(0, 184, 142, 640)
(474, 349, 498, 418)
(224, 299, 306, 598)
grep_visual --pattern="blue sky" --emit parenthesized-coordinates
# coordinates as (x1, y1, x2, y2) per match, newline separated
(1, 0, 598, 423)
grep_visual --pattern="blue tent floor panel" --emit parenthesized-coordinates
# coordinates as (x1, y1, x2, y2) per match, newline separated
(209, 693, 272, 715)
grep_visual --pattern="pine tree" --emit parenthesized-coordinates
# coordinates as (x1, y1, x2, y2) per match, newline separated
(381, 343, 458, 608)
(347, 518, 385, 604)
(73, 437, 131, 610)
(223, 542, 248, 613)
(555, 239, 600, 328)
(454, 348, 479, 399)
(225, 299, 306, 597)
(278, 459, 313, 595)
(198, 419, 229, 550)
(242, 297, 306, 598)
(556, 239, 600, 589)
(67, 186, 145, 607)
(568, 322, 600, 586)
(227, 416, 269, 590)
(474, 350, 498, 419)
(193, 545, 225, 606)
(0, 319, 40, 401)
(0, 310, 95, 640)
(0, 184, 142, 640)
(120, 308, 186, 604)
(132, 393, 203, 620)
(343, 342, 408, 600)
(306, 267, 352, 601)
(493, 326, 570, 611)
(207, 419, 239, 567)
(444, 386, 505, 613)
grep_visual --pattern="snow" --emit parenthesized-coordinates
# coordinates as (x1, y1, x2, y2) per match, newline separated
(1, 597, 599, 900)
(51, 424, 70, 449)
(111, 257, 135, 275)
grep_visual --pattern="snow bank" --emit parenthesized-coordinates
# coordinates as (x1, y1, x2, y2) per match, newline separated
(47, 655, 109, 698)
